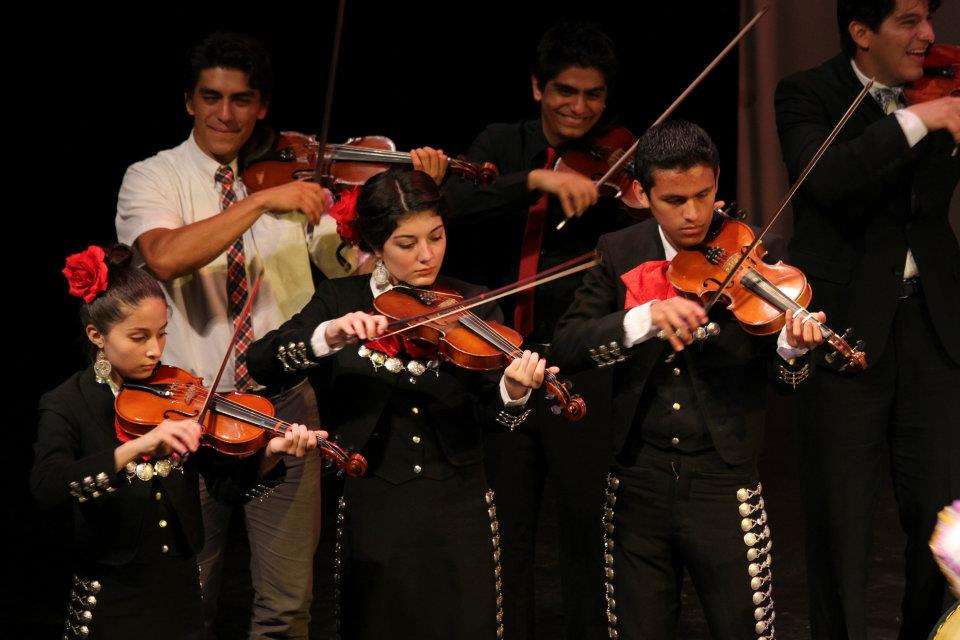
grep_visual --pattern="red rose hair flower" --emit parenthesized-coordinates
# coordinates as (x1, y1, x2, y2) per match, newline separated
(63, 245, 109, 303)
(329, 187, 363, 246)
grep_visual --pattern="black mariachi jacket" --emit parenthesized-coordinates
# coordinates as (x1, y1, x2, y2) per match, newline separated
(31, 366, 280, 565)
(552, 219, 807, 466)
(246, 275, 528, 481)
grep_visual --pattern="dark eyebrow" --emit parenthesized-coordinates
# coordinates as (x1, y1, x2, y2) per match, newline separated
(553, 82, 607, 94)
(197, 87, 257, 100)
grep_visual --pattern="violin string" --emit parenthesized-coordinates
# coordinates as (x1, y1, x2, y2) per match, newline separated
(456, 312, 561, 385)
(128, 383, 349, 461)
(189, 389, 348, 457)
(157, 384, 290, 435)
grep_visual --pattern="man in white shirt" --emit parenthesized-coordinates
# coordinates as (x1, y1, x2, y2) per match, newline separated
(116, 32, 329, 639)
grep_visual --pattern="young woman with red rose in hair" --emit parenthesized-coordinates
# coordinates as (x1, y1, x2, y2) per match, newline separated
(246, 169, 555, 640)
(31, 244, 325, 640)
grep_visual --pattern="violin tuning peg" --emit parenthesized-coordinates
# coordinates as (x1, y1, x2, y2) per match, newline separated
(824, 352, 837, 365)
(550, 405, 563, 416)
(841, 328, 855, 341)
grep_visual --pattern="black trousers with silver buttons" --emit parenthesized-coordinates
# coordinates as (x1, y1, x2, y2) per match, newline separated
(607, 447, 771, 639)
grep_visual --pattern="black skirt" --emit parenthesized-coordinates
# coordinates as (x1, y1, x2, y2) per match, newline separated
(65, 555, 203, 639)
(338, 463, 502, 640)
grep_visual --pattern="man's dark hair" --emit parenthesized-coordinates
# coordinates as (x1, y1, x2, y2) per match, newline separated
(633, 120, 719, 191)
(184, 31, 274, 103)
(837, 0, 939, 58)
(532, 22, 618, 89)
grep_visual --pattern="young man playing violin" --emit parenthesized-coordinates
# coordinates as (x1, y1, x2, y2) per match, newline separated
(774, 1, 960, 637)
(552, 119, 827, 640)
(442, 22, 636, 639)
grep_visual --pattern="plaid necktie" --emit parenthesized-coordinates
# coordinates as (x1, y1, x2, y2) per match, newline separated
(215, 165, 254, 391)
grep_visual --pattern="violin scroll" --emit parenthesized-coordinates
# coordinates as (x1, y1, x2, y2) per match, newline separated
(318, 434, 368, 477)
(544, 374, 587, 421)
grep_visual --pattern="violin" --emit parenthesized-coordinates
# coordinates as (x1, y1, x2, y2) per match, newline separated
(114, 364, 368, 476)
(553, 123, 646, 211)
(904, 44, 960, 104)
(667, 213, 867, 372)
(241, 130, 499, 193)
(371, 285, 587, 421)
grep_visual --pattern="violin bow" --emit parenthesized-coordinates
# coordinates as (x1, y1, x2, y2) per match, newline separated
(312, 0, 347, 185)
(372, 252, 600, 341)
(702, 79, 875, 313)
(556, 5, 770, 231)
(196, 274, 264, 427)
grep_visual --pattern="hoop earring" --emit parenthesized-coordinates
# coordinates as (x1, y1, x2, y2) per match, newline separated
(94, 350, 112, 384)
(373, 259, 390, 288)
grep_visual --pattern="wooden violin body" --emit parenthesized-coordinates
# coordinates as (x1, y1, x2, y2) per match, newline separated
(554, 124, 647, 211)
(904, 44, 960, 104)
(668, 217, 867, 371)
(115, 365, 368, 476)
(668, 219, 812, 336)
(373, 286, 587, 420)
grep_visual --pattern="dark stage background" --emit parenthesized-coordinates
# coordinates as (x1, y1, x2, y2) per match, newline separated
(7, 3, 930, 638)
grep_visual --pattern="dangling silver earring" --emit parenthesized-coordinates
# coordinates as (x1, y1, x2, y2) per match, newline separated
(372, 259, 390, 288)
(94, 349, 112, 384)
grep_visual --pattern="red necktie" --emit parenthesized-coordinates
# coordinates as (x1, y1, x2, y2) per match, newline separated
(513, 146, 557, 338)
(215, 165, 254, 391)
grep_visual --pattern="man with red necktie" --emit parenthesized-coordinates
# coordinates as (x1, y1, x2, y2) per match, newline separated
(443, 21, 634, 639)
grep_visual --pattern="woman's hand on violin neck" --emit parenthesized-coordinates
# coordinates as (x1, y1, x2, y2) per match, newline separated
(324, 312, 389, 349)
(250, 180, 331, 225)
(650, 298, 710, 352)
(266, 424, 325, 458)
(527, 169, 599, 219)
(906, 96, 960, 143)
(114, 419, 202, 472)
(260, 424, 326, 475)
(784, 309, 827, 350)
(503, 350, 560, 400)
(411, 147, 449, 185)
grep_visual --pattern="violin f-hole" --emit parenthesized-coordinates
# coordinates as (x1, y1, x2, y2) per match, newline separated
(164, 408, 200, 421)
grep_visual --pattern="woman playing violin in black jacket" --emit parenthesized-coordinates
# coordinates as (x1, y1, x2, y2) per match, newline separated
(31, 244, 322, 640)
(247, 169, 553, 640)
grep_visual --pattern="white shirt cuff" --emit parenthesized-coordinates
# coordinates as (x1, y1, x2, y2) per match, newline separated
(500, 376, 532, 407)
(310, 320, 343, 358)
(776, 325, 809, 361)
(623, 301, 659, 348)
(895, 109, 929, 147)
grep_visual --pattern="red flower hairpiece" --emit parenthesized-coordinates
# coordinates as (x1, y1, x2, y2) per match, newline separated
(329, 187, 363, 246)
(63, 245, 109, 303)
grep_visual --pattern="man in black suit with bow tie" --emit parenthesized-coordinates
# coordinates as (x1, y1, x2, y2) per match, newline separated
(774, 1, 960, 637)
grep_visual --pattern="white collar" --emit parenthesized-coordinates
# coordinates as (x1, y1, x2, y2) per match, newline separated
(658, 225, 679, 260)
(185, 131, 239, 179)
(850, 58, 901, 93)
